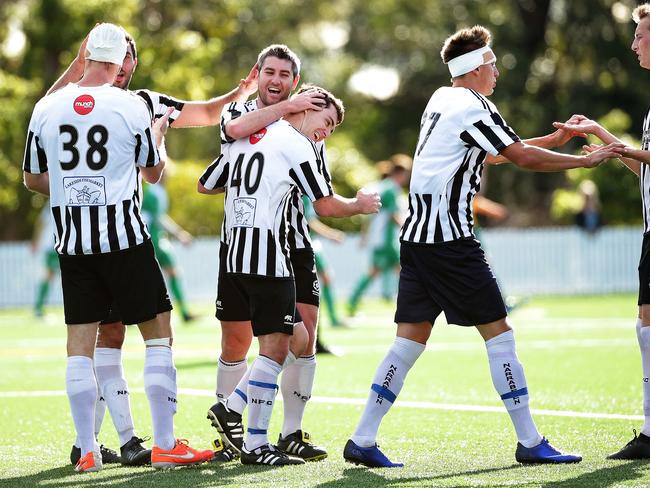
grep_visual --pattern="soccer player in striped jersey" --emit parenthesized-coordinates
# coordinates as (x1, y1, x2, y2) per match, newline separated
(199, 86, 380, 466)
(47, 27, 258, 466)
(22, 23, 213, 472)
(204, 45, 345, 463)
(343, 25, 624, 468)
(553, 3, 650, 460)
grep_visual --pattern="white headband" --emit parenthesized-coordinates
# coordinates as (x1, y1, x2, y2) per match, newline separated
(446, 46, 496, 78)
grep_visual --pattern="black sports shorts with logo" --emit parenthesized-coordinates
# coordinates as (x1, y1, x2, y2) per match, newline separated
(58, 239, 172, 325)
(638, 232, 650, 305)
(394, 238, 507, 327)
(225, 273, 296, 336)
(292, 248, 320, 307)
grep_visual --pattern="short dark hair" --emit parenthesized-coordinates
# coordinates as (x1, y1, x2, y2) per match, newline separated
(296, 84, 345, 125)
(124, 31, 137, 61)
(633, 3, 650, 23)
(440, 25, 491, 64)
(257, 44, 300, 78)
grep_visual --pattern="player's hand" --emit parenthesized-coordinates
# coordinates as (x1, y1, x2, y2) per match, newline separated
(553, 116, 601, 137)
(582, 142, 626, 168)
(153, 107, 174, 148)
(286, 90, 326, 114)
(76, 24, 97, 64)
(355, 189, 381, 215)
(234, 64, 259, 102)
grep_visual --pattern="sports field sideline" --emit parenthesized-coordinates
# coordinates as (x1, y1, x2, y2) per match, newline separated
(2, 294, 650, 487)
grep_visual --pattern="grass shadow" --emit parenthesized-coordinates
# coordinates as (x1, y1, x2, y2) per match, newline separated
(541, 460, 650, 488)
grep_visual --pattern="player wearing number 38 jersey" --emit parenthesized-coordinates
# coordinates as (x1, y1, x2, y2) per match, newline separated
(23, 82, 156, 255)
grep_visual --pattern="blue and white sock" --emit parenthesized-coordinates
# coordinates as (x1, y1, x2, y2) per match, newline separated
(485, 329, 542, 448)
(244, 355, 282, 451)
(351, 337, 425, 447)
(216, 357, 248, 402)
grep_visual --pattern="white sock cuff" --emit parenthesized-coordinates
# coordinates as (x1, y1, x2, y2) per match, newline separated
(257, 355, 283, 375)
(393, 336, 426, 367)
(67, 355, 93, 369)
(94, 347, 122, 367)
(485, 330, 515, 354)
(144, 338, 171, 347)
(219, 357, 247, 368)
(296, 354, 316, 366)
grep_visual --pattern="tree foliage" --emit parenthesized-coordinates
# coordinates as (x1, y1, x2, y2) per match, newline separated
(1, 0, 647, 238)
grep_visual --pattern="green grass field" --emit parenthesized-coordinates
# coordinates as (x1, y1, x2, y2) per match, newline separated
(2, 295, 650, 487)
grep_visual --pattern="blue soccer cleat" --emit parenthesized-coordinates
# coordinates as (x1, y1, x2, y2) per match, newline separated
(515, 437, 582, 464)
(343, 439, 403, 468)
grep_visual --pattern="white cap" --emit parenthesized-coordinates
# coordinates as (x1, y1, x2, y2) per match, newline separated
(86, 23, 127, 66)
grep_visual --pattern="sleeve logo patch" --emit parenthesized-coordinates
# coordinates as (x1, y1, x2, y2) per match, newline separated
(73, 95, 95, 115)
(249, 128, 267, 145)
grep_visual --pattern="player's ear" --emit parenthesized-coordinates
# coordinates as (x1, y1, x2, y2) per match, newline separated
(291, 74, 300, 90)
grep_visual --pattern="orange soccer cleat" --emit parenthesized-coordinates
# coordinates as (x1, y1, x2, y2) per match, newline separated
(151, 439, 214, 469)
(74, 450, 102, 473)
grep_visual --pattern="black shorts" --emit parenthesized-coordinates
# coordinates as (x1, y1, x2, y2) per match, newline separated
(216, 242, 250, 322)
(226, 274, 296, 336)
(292, 248, 319, 306)
(58, 240, 172, 326)
(394, 239, 506, 327)
(638, 232, 650, 305)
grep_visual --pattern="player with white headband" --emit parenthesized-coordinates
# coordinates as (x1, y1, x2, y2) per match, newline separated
(344, 24, 624, 469)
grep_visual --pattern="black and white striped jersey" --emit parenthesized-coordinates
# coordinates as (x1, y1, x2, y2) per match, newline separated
(135, 89, 185, 125)
(401, 87, 519, 244)
(23, 83, 159, 255)
(641, 106, 650, 233)
(203, 119, 333, 278)
(218, 100, 325, 249)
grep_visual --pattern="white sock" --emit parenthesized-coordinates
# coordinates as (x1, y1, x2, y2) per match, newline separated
(94, 384, 106, 441)
(485, 330, 542, 448)
(244, 355, 282, 451)
(281, 354, 316, 437)
(66, 356, 99, 456)
(95, 347, 136, 446)
(636, 319, 650, 436)
(227, 352, 296, 416)
(216, 357, 248, 402)
(144, 346, 177, 450)
(351, 337, 425, 447)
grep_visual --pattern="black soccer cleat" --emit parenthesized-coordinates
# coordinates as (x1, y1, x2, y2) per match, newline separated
(277, 430, 327, 461)
(240, 443, 305, 466)
(209, 437, 239, 463)
(608, 430, 650, 460)
(70, 444, 121, 466)
(120, 436, 152, 466)
(207, 401, 244, 453)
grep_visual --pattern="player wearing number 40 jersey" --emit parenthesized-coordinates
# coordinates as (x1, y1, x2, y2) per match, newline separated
(23, 23, 213, 473)
(199, 85, 380, 467)
(344, 25, 625, 469)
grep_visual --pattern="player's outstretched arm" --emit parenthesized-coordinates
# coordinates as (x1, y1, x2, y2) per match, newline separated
(497, 141, 625, 172)
(308, 218, 345, 243)
(554, 117, 641, 175)
(46, 31, 91, 96)
(172, 65, 259, 128)
(224, 90, 326, 141)
(24, 172, 50, 196)
(196, 181, 224, 194)
(313, 189, 381, 218)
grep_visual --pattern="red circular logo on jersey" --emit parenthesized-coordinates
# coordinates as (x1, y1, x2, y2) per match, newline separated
(73, 94, 95, 115)
(249, 128, 267, 145)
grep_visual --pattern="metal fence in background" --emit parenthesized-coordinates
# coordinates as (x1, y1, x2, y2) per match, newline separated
(0, 226, 642, 309)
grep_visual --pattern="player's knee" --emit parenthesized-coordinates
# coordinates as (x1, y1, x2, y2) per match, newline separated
(97, 322, 126, 348)
(290, 322, 309, 357)
(221, 329, 252, 359)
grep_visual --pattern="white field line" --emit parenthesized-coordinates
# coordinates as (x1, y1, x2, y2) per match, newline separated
(1, 387, 643, 422)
